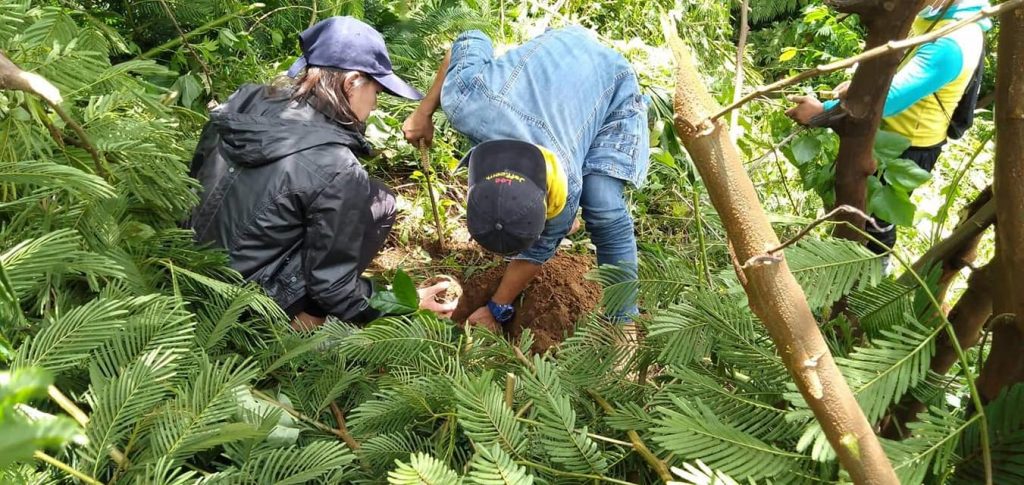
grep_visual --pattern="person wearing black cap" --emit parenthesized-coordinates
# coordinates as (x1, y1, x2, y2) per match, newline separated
(403, 26, 649, 328)
(188, 17, 455, 330)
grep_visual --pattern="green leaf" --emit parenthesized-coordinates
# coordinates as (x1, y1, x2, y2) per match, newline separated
(873, 130, 912, 161)
(883, 158, 932, 192)
(779, 47, 798, 62)
(869, 185, 917, 227)
(791, 136, 821, 165)
(370, 270, 420, 315)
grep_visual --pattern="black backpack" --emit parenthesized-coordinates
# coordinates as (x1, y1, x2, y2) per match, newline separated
(936, 46, 985, 140)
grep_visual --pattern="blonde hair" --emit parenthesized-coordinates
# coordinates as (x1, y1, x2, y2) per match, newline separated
(272, 66, 367, 132)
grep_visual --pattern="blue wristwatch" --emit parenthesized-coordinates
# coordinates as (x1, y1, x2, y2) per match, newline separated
(486, 300, 515, 323)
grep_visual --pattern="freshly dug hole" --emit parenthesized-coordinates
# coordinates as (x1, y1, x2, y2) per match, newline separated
(452, 254, 603, 352)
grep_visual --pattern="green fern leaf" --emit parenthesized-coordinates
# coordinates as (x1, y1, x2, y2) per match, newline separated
(953, 384, 1024, 484)
(13, 297, 128, 373)
(466, 444, 534, 485)
(786, 238, 883, 311)
(520, 357, 609, 475)
(454, 373, 528, 458)
(388, 452, 462, 485)
(233, 441, 355, 484)
(651, 397, 806, 480)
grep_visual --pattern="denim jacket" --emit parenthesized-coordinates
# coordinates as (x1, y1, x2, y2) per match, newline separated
(440, 26, 649, 263)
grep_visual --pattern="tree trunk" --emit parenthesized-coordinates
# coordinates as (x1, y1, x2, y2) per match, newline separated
(978, 7, 1024, 402)
(828, 0, 928, 241)
(666, 38, 898, 485)
(882, 263, 993, 439)
(932, 188, 993, 304)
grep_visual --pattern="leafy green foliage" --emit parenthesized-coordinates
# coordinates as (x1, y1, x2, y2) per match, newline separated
(371, 269, 421, 314)
(0, 367, 84, 467)
(0, 1, 1010, 483)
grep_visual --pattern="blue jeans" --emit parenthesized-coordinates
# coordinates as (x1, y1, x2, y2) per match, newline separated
(581, 175, 638, 319)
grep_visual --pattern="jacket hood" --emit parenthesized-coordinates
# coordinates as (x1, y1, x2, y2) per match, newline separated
(920, 0, 993, 31)
(210, 84, 372, 167)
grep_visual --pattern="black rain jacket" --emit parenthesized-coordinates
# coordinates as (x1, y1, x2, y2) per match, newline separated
(188, 84, 379, 322)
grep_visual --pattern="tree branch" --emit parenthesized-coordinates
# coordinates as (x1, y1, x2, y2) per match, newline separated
(329, 402, 361, 451)
(709, 0, 1024, 123)
(0, 51, 109, 179)
(664, 22, 899, 483)
(743, 205, 881, 269)
(588, 390, 673, 483)
(730, 0, 750, 137)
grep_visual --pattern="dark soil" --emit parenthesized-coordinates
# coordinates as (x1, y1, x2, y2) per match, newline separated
(451, 254, 603, 352)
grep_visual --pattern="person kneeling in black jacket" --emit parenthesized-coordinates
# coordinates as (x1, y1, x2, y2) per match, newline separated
(187, 17, 454, 329)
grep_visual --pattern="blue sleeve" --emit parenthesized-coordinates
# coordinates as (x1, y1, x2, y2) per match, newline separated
(448, 30, 494, 75)
(821, 39, 963, 116)
(883, 38, 963, 117)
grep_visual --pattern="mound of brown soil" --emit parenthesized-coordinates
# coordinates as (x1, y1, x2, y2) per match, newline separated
(451, 254, 603, 352)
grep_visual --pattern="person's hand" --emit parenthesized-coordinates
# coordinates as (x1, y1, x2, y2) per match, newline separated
(568, 217, 582, 236)
(785, 95, 825, 126)
(418, 281, 457, 318)
(467, 305, 502, 333)
(831, 81, 851, 101)
(402, 110, 435, 148)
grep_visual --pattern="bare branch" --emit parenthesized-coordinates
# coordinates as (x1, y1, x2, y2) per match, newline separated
(742, 205, 881, 269)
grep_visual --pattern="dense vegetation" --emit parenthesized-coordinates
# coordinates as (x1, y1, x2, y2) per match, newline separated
(1, 0, 1021, 484)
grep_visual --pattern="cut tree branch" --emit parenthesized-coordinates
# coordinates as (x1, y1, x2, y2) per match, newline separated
(664, 24, 899, 484)
(709, 0, 1024, 123)
(743, 205, 881, 268)
(0, 51, 109, 179)
(589, 390, 673, 483)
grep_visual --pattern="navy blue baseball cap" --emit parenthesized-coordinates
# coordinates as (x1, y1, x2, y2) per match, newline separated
(463, 140, 548, 255)
(287, 16, 423, 101)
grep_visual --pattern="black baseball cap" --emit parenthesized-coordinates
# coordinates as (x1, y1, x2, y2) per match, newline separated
(461, 140, 548, 255)
(286, 17, 422, 100)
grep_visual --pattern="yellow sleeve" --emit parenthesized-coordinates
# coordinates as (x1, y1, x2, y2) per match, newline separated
(539, 146, 568, 220)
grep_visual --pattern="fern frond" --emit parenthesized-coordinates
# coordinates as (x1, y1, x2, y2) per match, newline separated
(13, 297, 128, 373)
(146, 356, 261, 463)
(886, 406, 968, 485)
(233, 441, 355, 484)
(0, 159, 115, 200)
(786, 238, 883, 311)
(520, 357, 609, 475)
(81, 349, 177, 476)
(359, 432, 433, 473)
(466, 444, 534, 485)
(651, 397, 806, 480)
(340, 313, 458, 366)
(954, 384, 1024, 484)
(89, 296, 196, 380)
(388, 452, 462, 485)
(454, 372, 528, 458)
(668, 460, 741, 485)
(848, 278, 915, 337)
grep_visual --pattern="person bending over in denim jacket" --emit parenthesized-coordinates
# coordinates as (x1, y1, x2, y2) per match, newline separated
(403, 26, 650, 328)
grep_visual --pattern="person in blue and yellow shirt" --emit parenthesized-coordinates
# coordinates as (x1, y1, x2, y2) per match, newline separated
(787, 0, 990, 253)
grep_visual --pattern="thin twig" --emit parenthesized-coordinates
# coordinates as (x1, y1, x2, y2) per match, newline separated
(48, 385, 128, 466)
(419, 141, 446, 252)
(329, 402, 361, 450)
(156, 0, 214, 88)
(246, 6, 314, 35)
(34, 451, 103, 485)
(746, 128, 805, 168)
(589, 390, 673, 483)
(309, 0, 318, 28)
(709, 0, 1024, 122)
(139, 3, 266, 60)
(0, 52, 109, 179)
(742, 205, 880, 268)
(252, 389, 354, 444)
(504, 372, 515, 407)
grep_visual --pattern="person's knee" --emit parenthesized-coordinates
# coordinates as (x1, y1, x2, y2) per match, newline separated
(583, 207, 633, 244)
(369, 178, 397, 225)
